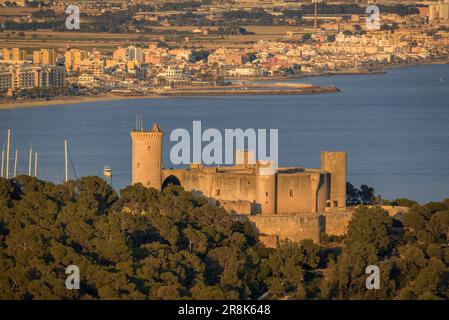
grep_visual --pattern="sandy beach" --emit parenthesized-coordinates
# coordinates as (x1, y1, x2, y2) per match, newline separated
(0, 83, 334, 110)
(0, 94, 166, 110)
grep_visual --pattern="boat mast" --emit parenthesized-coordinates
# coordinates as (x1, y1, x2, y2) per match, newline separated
(64, 140, 68, 182)
(6, 129, 10, 179)
(1, 147, 4, 178)
(28, 144, 32, 176)
(13, 150, 18, 178)
(34, 152, 38, 178)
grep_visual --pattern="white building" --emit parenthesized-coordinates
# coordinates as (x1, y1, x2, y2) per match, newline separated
(226, 67, 262, 77)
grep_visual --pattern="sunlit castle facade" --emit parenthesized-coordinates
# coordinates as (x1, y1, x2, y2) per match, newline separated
(129, 123, 352, 245)
(130, 124, 347, 216)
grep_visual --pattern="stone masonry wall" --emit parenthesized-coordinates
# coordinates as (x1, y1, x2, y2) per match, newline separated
(248, 213, 321, 243)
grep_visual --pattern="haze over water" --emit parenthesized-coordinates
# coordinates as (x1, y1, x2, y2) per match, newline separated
(1, 64, 448, 203)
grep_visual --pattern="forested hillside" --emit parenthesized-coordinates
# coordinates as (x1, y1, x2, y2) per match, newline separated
(0, 176, 448, 300)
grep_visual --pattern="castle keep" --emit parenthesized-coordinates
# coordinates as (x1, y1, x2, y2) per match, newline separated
(131, 124, 352, 245)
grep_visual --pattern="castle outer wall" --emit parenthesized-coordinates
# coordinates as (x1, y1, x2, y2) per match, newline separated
(131, 124, 351, 246)
(160, 165, 333, 215)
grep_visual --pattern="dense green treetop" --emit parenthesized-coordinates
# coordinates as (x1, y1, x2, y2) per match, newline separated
(0, 176, 448, 300)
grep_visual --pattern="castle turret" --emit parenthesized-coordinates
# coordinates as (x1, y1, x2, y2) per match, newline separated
(131, 124, 163, 190)
(321, 151, 347, 208)
(256, 160, 276, 215)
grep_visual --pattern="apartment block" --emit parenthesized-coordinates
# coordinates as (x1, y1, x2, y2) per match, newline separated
(33, 49, 57, 65)
(2, 48, 27, 61)
(65, 49, 88, 72)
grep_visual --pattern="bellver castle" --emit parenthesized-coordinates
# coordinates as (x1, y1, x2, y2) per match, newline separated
(130, 124, 354, 246)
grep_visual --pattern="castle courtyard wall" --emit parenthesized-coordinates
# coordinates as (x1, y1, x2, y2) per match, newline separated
(322, 212, 353, 236)
(247, 213, 321, 243)
(246, 211, 354, 247)
(163, 168, 332, 216)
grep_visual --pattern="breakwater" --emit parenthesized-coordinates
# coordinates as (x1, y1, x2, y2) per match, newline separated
(158, 86, 339, 97)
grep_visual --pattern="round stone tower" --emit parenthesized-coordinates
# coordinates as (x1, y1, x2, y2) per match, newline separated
(256, 160, 276, 215)
(130, 124, 163, 190)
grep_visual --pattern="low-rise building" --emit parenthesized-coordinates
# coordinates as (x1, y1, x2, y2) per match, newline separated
(226, 66, 263, 77)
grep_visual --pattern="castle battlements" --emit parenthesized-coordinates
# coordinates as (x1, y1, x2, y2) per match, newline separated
(130, 123, 351, 246)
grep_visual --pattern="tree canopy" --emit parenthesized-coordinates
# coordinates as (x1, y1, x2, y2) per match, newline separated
(1, 176, 448, 300)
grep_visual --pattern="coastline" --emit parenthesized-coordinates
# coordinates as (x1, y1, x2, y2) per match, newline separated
(0, 84, 337, 110)
(0, 94, 166, 110)
(0, 60, 447, 110)
(241, 60, 449, 83)
(158, 86, 339, 96)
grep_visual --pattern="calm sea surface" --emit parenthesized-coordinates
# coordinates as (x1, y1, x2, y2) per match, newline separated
(1, 64, 448, 203)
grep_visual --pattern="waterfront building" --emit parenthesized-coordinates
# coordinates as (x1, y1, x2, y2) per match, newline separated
(0, 63, 65, 93)
(35, 66, 66, 89)
(11, 65, 37, 91)
(226, 66, 263, 77)
(0, 70, 12, 92)
(156, 66, 190, 86)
